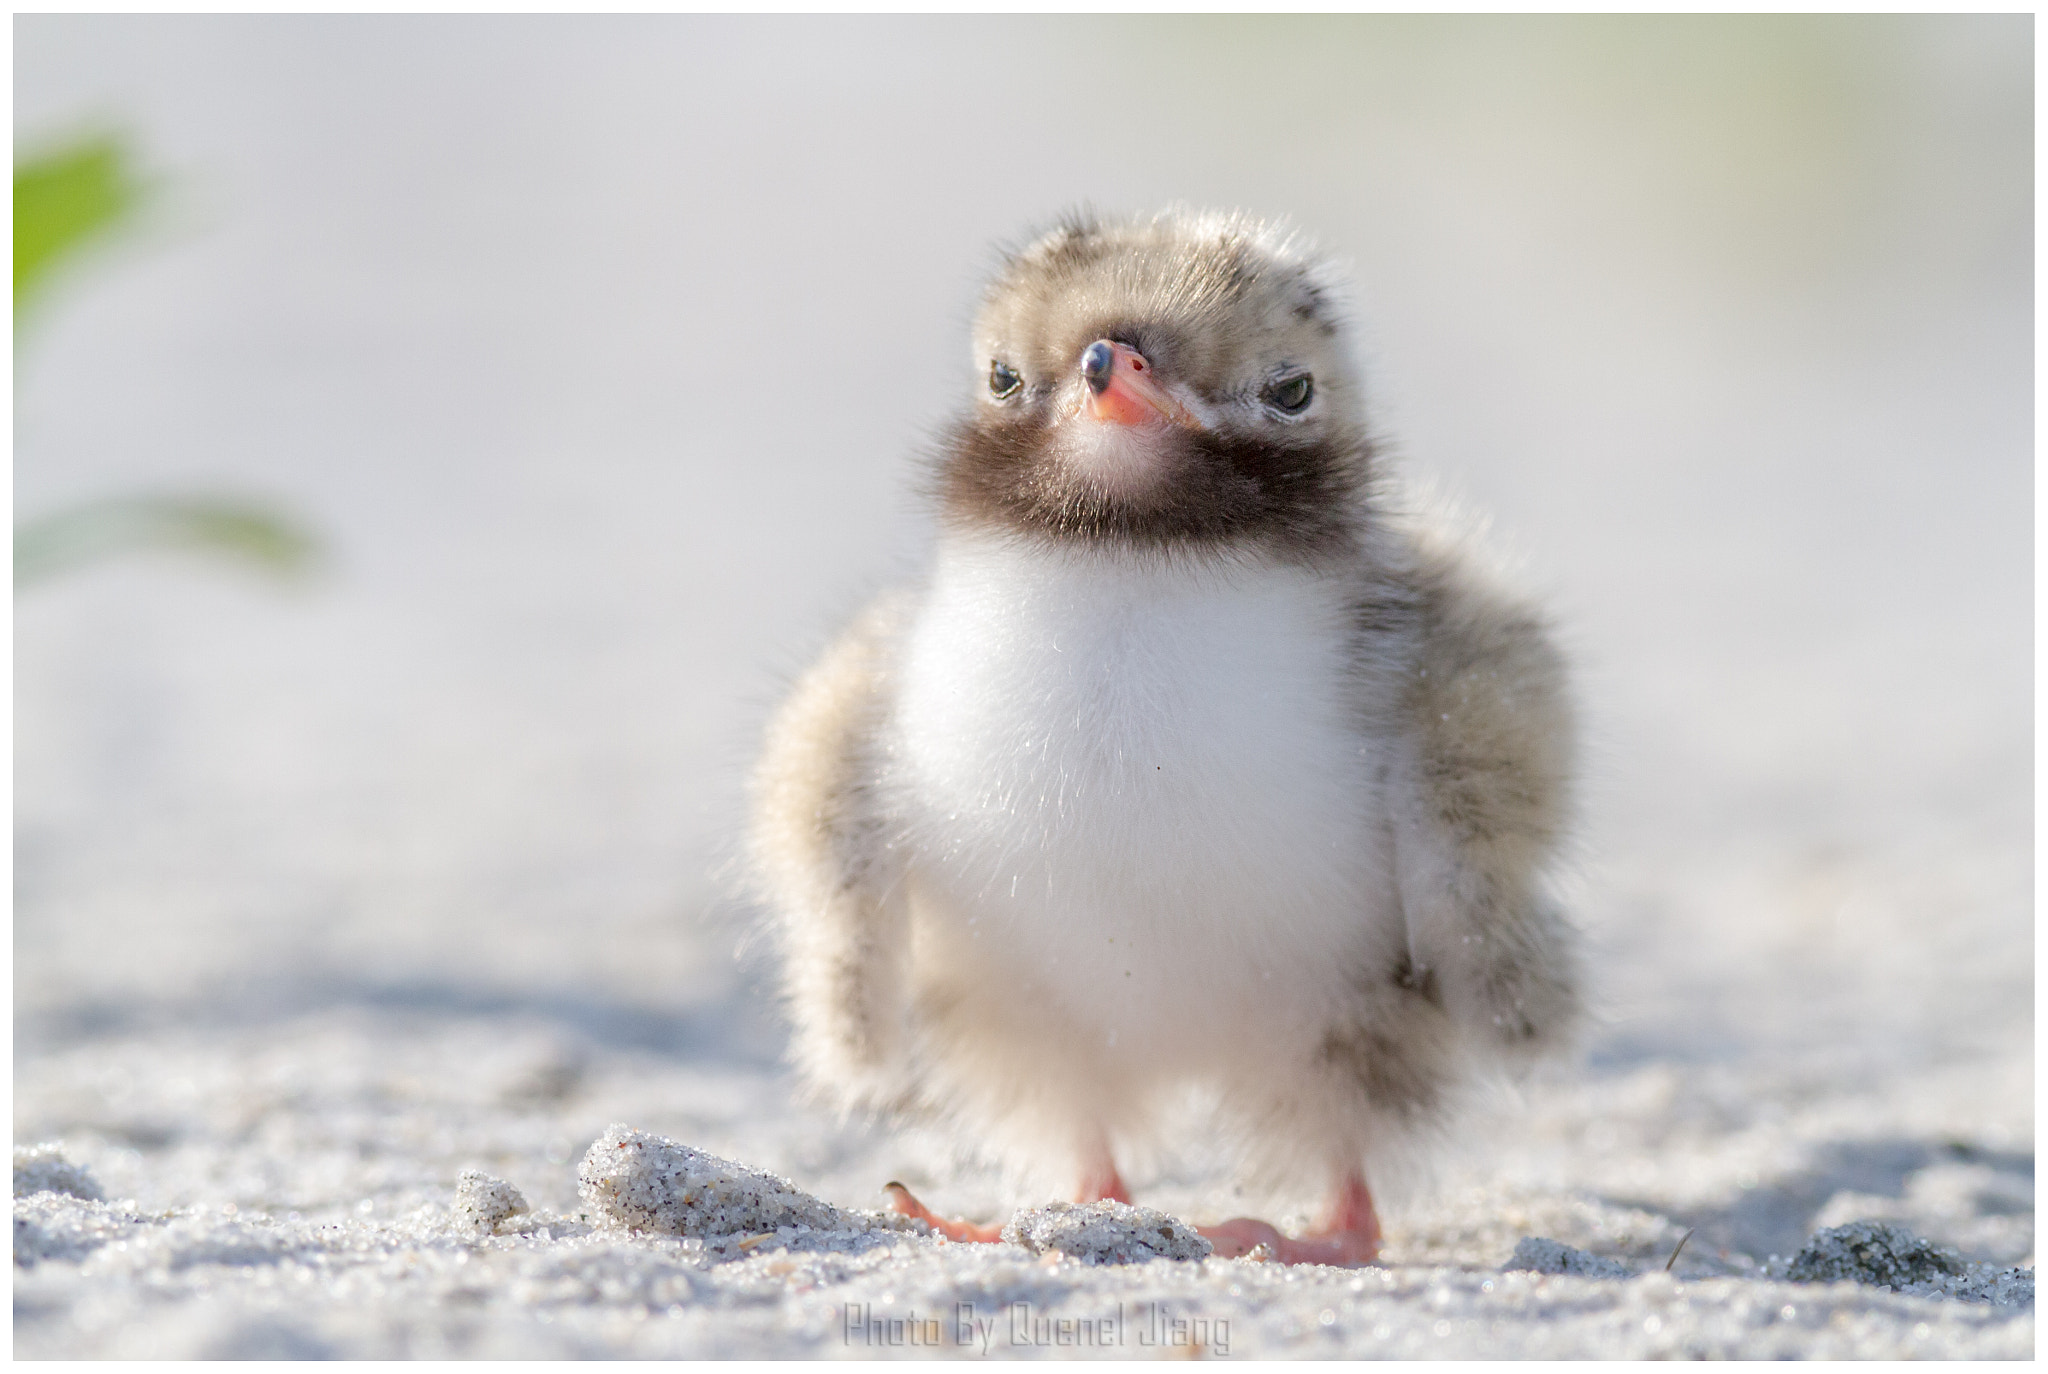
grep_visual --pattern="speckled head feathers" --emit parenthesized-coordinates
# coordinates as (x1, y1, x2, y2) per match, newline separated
(937, 208, 1374, 564)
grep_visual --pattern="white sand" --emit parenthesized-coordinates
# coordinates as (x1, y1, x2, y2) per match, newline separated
(14, 16, 2030, 1358)
(13, 996, 2031, 1357)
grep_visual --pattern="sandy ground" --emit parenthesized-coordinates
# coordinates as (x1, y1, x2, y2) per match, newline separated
(14, 17, 2033, 1358)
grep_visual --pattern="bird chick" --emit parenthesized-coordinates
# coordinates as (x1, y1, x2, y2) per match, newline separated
(749, 208, 1578, 1265)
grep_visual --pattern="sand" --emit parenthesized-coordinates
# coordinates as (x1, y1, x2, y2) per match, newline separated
(13, 1000, 2032, 1358)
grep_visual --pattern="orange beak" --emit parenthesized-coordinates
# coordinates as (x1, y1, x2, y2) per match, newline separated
(1080, 340, 1199, 428)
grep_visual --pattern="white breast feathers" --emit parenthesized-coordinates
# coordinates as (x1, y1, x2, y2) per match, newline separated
(887, 533, 1400, 1069)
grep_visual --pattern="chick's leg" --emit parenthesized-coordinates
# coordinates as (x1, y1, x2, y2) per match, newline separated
(1199, 1168, 1382, 1266)
(1076, 1130, 1131, 1204)
(1305, 1170, 1385, 1262)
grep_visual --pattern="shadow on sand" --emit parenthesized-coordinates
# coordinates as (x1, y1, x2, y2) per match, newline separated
(16, 969, 787, 1069)
(1604, 1136, 2034, 1266)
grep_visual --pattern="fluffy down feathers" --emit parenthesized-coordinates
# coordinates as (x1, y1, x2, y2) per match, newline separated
(748, 208, 1578, 1204)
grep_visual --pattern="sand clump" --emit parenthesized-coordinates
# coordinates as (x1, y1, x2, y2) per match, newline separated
(1787, 1220, 1962, 1287)
(14, 1145, 104, 1202)
(1503, 1236, 1636, 1279)
(576, 1123, 922, 1243)
(1785, 1221, 2033, 1306)
(451, 1170, 531, 1234)
(1000, 1200, 1213, 1265)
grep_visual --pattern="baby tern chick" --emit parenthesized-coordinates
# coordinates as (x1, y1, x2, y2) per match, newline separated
(750, 208, 1579, 1265)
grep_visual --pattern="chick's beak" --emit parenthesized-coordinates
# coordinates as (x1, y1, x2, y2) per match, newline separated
(1080, 340, 1199, 428)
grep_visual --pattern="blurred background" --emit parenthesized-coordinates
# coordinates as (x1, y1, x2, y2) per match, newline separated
(16, 17, 2030, 1087)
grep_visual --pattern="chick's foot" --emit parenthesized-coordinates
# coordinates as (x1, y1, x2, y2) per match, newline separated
(883, 1182, 1004, 1243)
(1199, 1171, 1383, 1266)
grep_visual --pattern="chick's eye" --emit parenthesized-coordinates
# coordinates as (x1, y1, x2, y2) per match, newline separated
(989, 361, 1023, 399)
(1265, 374, 1313, 415)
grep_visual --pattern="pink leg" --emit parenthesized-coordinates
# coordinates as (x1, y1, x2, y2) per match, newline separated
(1199, 1168, 1383, 1267)
(1076, 1134, 1132, 1204)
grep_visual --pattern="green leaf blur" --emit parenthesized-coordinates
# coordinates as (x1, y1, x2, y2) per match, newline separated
(15, 133, 141, 320)
(15, 495, 320, 587)
(16, 131, 322, 588)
